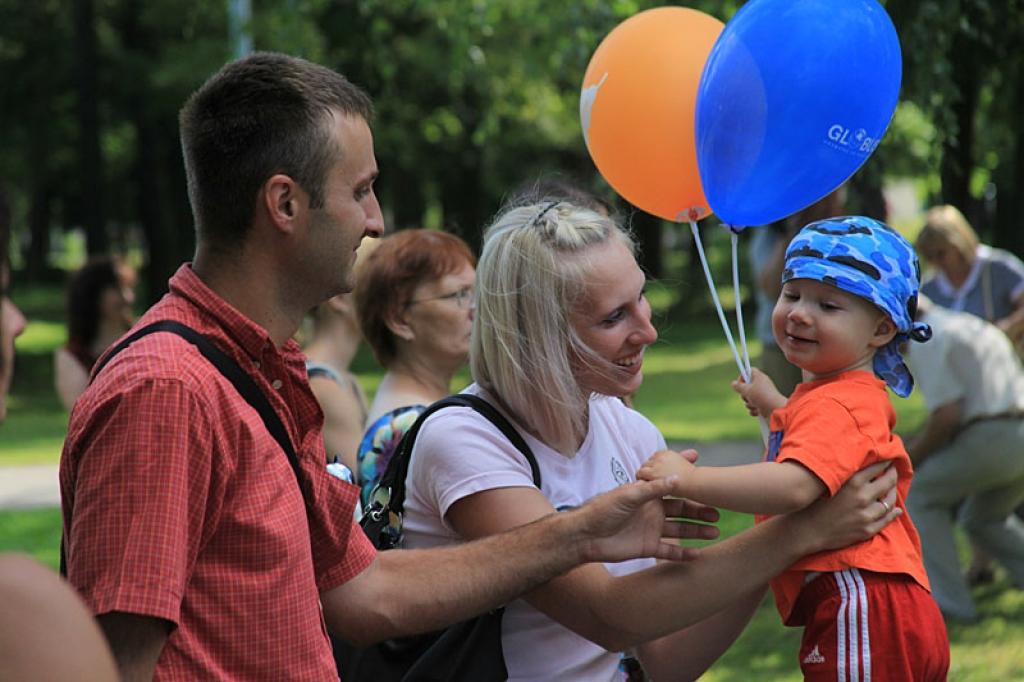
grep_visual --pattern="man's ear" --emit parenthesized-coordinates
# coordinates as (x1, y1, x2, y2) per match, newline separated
(870, 316, 898, 348)
(263, 174, 302, 235)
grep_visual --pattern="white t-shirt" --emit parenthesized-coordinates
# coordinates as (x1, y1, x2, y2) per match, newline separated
(403, 384, 666, 682)
(905, 306, 1024, 421)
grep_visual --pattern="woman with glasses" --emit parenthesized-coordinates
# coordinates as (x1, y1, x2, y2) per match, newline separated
(353, 228, 476, 507)
(916, 204, 1024, 345)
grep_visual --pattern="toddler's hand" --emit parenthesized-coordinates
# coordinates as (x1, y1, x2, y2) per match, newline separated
(731, 368, 786, 418)
(638, 449, 695, 483)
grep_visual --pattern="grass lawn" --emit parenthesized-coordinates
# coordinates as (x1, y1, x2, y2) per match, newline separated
(2, 505, 1021, 680)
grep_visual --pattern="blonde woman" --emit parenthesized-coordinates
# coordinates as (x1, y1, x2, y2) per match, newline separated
(917, 204, 1024, 341)
(400, 200, 901, 680)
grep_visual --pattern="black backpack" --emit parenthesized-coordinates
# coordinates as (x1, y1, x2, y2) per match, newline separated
(335, 393, 541, 682)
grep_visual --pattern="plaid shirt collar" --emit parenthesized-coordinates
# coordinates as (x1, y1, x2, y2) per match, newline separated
(167, 263, 303, 363)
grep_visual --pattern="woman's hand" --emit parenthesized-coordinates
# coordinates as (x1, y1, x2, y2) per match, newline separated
(731, 368, 787, 418)
(789, 461, 900, 554)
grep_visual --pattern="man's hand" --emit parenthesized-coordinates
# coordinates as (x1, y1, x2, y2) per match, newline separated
(573, 477, 720, 565)
(731, 368, 787, 418)
(638, 449, 696, 484)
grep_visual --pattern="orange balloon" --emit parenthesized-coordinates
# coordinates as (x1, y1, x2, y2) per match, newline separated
(581, 7, 723, 222)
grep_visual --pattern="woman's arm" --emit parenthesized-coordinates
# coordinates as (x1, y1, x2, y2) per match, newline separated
(445, 461, 898, 654)
(54, 347, 90, 412)
(309, 375, 365, 473)
(638, 587, 764, 681)
(321, 477, 701, 645)
(995, 290, 1024, 340)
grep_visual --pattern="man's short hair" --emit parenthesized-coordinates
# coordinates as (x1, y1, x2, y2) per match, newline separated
(179, 52, 373, 250)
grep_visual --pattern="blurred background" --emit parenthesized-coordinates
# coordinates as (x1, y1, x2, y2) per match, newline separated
(2, 3, 1024, 677)
(0, 0, 1021, 304)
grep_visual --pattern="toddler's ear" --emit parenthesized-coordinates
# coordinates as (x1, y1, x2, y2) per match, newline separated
(870, 316, 898, 347)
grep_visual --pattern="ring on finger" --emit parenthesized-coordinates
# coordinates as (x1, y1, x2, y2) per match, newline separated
(878, 499, 891, 514)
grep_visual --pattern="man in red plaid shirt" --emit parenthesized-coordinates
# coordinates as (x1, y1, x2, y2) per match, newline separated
(57, 53, 704, 680)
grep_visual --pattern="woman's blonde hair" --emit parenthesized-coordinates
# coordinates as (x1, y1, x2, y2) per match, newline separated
(471, 200, 637, 455)
(916, 204, 979, 264)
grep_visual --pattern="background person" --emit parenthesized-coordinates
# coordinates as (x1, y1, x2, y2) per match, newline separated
(353, 228, 475, 506)
(303, 239, 378, 473)
(54, 257, 137, 411)
(59, 53, 697, 681)
(0, 185, 26, 425)
(915, 203, 1024, 583)
(903, 294, 1024, 621)
(916, 203, 1024, 345)
(401, 200, 903, 681)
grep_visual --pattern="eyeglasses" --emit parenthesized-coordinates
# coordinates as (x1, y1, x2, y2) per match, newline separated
(406, 286, 475, 310)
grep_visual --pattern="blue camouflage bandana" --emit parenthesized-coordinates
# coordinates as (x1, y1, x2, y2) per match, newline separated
(782, 216, 932, 398)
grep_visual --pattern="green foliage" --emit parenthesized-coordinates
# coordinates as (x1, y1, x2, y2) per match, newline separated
(1, 0, 1021, 280)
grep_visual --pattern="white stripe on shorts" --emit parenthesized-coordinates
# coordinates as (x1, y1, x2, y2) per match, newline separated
(833, 569, 872, 681)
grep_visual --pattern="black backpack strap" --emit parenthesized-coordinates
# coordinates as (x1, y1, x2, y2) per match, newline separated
(63, 320, 301, 576)
(94, 320, 300, 476)
(370, 393, 540, 521)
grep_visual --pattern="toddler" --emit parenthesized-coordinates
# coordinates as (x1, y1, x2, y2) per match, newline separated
(640, 216, 950, 680)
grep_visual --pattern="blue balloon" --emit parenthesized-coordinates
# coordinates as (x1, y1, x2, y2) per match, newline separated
(695, 0, 901, 227)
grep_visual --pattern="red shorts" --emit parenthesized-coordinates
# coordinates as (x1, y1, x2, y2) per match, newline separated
(790, 569, 949, 681)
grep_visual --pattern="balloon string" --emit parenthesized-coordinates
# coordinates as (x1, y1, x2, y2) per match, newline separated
(729, 229, 770, 446)
(689, 220, 749, 383)
(730, 231, 753, 378)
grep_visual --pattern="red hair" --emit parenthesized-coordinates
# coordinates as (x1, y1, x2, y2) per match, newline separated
(355, 229, 475, 367)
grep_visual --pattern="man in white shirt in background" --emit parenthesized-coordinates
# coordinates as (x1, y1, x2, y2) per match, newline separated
(904, 294, 1024, 621)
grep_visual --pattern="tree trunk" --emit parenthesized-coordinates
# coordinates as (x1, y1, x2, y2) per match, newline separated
(939, 32, 979, 225)
(994, 55, 1024, 258)
(627, 207, 663, 280)
(120, 0, 169, 305)
(73, 0, 107, 256)
(387, 163, 426, 231)
(24, 114, 52, 281)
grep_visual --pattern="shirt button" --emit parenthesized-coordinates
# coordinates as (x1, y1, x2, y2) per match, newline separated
(254, 361, 261, 370)
(272, 379, 283, 390)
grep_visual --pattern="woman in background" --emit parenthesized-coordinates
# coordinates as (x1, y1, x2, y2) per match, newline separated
(353, 228, 476, 505)
(916, 204, 1024, 343)
(304, 239, 378, 473)
(54, 258, 137, 411)
(0, 187, 26, 424)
